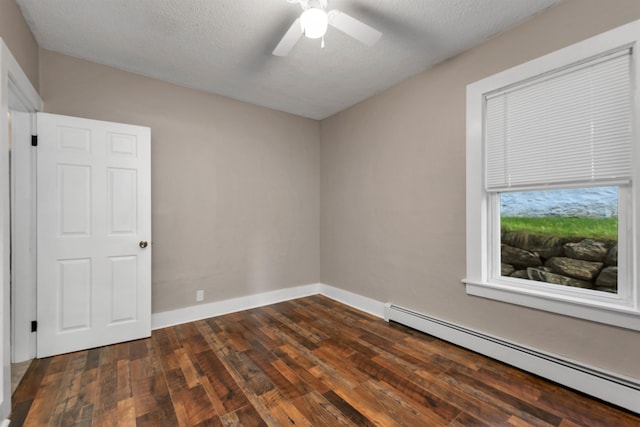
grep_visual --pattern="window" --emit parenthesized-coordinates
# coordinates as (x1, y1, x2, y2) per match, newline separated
(465, 20, 640, 330)
(500, 187, 619, 292)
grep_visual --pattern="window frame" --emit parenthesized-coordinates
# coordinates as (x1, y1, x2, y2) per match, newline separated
(465, 20, 640, 331)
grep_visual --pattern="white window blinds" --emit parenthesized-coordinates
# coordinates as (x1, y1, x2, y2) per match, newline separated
(485, 49, 633, 192)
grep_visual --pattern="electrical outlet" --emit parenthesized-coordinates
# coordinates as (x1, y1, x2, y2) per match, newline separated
(196, 290, 204, 302)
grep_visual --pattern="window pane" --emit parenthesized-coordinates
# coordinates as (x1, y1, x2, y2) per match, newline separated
(500, 187, 618, 293)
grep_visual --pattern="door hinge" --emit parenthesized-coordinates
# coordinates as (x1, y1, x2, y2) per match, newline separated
(31, 135, 38, 147)
(31, 320, 37, 332)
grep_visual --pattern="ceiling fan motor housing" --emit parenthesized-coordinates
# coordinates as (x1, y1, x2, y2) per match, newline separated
(294, 0, 328, 10)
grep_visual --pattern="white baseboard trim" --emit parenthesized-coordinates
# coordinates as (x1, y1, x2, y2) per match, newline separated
(152, 283, 385, 330)
(152, 283, 321, 329)
(385, 303, 640, 414)
(317, 283, 386, 318)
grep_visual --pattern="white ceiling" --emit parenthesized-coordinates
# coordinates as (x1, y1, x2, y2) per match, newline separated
(17, 0, 565, 120)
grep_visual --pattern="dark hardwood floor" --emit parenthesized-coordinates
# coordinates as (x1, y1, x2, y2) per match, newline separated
(10, 295, 640, 426)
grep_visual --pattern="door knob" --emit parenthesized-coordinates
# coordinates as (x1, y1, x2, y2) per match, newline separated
(139, 241, 148, 249)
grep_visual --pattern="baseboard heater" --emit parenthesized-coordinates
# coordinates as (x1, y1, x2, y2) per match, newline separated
(384, 303, 640, 414)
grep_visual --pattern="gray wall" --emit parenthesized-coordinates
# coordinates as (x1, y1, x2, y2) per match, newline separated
(320, 0, 640, 379)
(39, 50, 320, 313)
(0, 0, 38, 90)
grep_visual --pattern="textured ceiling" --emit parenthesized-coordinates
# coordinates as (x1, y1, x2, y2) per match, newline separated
(17, 0, 565, 120)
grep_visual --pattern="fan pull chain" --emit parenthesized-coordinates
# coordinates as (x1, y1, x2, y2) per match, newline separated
(321, 36, 325, 48)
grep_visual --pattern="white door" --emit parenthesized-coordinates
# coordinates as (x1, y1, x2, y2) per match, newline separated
(36, 113, 151, 358)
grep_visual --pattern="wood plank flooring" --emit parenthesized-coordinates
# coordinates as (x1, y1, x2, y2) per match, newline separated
(10, 295, 640, 426)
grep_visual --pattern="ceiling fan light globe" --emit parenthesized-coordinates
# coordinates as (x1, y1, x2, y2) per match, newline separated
(300, 8, 328, 39)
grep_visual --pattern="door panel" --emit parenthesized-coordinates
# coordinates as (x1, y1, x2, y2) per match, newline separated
(57, 258, 92, 331)
(107, 255, 137, 323)
(58, 164, 91, 236)
(57, 126, 91, 152)
(37, 112, 151, 358)
(108, 132, 137, 157)
(108, 168, 137, 234)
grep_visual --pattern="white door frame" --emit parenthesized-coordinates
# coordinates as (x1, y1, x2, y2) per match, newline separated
(0, 37, 42, 420)
(11, 111, 36, 363)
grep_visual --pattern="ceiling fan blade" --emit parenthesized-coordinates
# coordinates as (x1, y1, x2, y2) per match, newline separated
(328, 10, 382, 46)
(273, 18, 303, 56)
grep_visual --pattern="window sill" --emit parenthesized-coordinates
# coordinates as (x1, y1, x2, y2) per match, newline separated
(463, 279, 640, 331)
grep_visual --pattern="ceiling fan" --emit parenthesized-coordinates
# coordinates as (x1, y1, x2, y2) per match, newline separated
(273, 0, 382, 56)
